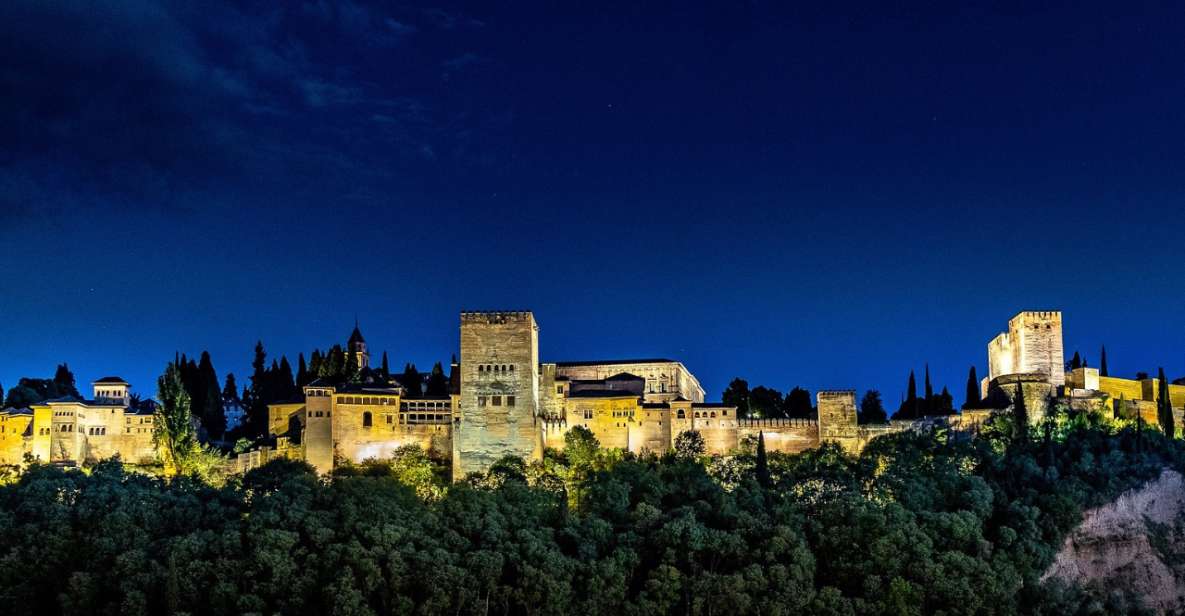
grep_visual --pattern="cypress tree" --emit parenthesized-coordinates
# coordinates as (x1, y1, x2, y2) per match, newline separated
(296, 353, 308, 388)
(1100, 345, 1109, 377)
(402, 363, 422, 398)
(245, 341, 268, 439)
(344, 351, 360, 384)
(965, 366, 981, 408)
(197, 351, 224, 440)
(426, 362, 449, 396)
(308, 350, 323, 381)
(924, 364, 933, 400)
(381, 351, 390, 379)
(0, 382, 4, 407)
(755, 431, 771, 488)
(1013, 381, 1029, 442)
(1069, 351, 1082, 370)
(278, 356, 296, 399)
(222, 373, 238, 405)
(1158, 367, 1175, 438)
(905, 370, 918, 418)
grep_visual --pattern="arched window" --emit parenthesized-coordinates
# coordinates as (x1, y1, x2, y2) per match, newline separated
(677, 409, 686, 419)
(363, 411, 373, 427)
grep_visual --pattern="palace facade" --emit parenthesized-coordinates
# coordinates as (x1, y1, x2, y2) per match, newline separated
(3, 309, 1182, 477)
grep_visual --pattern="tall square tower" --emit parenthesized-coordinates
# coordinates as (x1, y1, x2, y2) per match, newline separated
(987, 311, 1065, 388)
(453, 311, 542, 479)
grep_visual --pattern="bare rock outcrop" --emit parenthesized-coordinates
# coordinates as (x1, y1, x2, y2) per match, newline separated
(1044, 469, 1185, 613)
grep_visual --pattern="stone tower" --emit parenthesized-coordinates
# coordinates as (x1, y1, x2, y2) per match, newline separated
(452, 311, 542, 480)
(348, 320, 369, 369)
(817, 390, 860, 452)
(987, 311, 1064, 388)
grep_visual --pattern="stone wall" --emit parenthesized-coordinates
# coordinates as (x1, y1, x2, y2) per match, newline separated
(453, 311, 542, 480)
(817, 390, 860, 452)
(737, 418, 819, 454)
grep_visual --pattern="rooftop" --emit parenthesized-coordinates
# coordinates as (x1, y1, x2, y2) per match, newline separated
(555, 358, 677, 367)
(93, 376, 128, 384)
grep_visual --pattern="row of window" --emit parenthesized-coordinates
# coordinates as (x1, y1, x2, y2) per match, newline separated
(477, 364, 515, 373)
(361, 412, 450, 427)
(401, 401, 450, 411)
(339, 396, 394, 406)
(477, 395, 516, 407)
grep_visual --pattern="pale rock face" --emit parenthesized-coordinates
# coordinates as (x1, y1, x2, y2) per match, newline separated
(1045, 469, 1185, 613)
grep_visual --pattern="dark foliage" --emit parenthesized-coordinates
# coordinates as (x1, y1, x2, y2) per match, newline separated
(1, 417, 1177, 615)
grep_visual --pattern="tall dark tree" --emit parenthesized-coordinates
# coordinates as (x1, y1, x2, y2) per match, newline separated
(197, 352, 225, 440)
(1012, 381, 1029, 442)
(896, 370, 919, 419)
(1099, 345, 1109, 377)
(784, 386, 813, 418)
(52, 363, 80, 398)
(965, 366, 981, 409)
(0, 382, 4, 407)
(924, 364, 933, 399)
(277, 356, 296, 400)
(296, 353, 309, 388)
(722, 378, 751, 418)
(426, 362, 449, 396)
(934, 386, 954, 416)
(401, 363, 423, 398)
(755, 431, 771, 488)
(344, 351, 360, 384)
(381, 351, 390, 379)
(307, 350, 323, 382)
(859, 390, 887, 424)
(323, 345, 346, 381)
(1158, 367, 1175, 439)
(1068, 351, 1083, 371)
(222, 373, 238, 405)
(244, 341, 269, 439)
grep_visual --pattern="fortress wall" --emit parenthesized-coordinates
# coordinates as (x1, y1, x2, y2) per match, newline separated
(738, 418, 820, 454)
(818, 390, 860, 452)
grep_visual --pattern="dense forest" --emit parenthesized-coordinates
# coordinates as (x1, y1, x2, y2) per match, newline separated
(0, 406, 1181, 615)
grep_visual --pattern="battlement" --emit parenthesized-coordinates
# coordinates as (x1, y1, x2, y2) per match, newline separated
(817, 390, 857, 397)
(1010, 310, 1062, 323)
(460, 311, 535, 324)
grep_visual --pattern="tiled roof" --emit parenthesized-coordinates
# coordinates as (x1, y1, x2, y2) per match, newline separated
(93, 376, 128, 384)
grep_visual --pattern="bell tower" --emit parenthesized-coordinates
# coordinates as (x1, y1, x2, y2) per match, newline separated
(348, 319, 370, 369)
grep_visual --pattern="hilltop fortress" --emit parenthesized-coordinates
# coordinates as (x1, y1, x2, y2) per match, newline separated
(2, 310, 1182, 478)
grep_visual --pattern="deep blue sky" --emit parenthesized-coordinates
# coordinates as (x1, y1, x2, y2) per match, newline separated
(2, 1, 1183, 405)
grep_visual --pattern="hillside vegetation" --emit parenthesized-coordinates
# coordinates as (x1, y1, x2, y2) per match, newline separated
(1, 408, 1182, 615)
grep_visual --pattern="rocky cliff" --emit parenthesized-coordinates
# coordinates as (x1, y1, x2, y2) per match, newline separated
(1044, 469, 1185, 613)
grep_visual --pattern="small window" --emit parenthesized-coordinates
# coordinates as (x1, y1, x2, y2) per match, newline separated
(478, 396, 487, 407)
(677, 409, 686, 419)
(509, 365, 515, 372)
(583, 409, 593, 419)
(492, 395, 502, 406)
(478, 365, 484, 372)
(507, 396, 516, 407)
(556, 385, 563, 394)
(363, 412, 373, 427)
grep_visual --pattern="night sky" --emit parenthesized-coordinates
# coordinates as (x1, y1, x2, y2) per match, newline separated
(2, 1, 1183, 405)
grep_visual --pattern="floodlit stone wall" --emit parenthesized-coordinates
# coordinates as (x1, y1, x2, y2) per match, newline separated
(555, 360, 705, 403)
(453, 311, 542, 480)
(817, 390, 860, 452)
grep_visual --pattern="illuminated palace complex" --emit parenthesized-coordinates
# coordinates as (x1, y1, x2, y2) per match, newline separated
(2, 310, 1182, 478)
